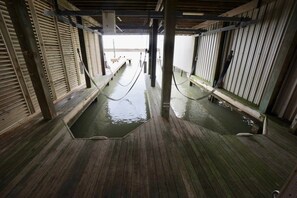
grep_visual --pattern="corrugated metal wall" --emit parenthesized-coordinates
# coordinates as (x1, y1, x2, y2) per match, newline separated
(194, 23, 221, 83)
(272, 47, 297, 122)
(223, 0, 295, 105)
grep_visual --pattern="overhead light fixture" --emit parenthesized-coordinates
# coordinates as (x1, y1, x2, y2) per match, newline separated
(183, 12, 204, 16)
(117, 16, 122, 22)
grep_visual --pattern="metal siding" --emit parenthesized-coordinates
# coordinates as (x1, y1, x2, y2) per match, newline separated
(234, 11, 252, 95)
(254, 0, 294, 104)
(194, 24, 220, 83)
(272, 48, 297, 122)
(238, 9, 259, 97)
(222, 0, 294, 105)
(242, 5, 267, 100)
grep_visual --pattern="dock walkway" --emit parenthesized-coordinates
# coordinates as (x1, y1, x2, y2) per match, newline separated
(0, 74, 297, 197)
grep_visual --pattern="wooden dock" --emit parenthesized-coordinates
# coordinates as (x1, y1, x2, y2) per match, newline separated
(0, 75, 297, 197)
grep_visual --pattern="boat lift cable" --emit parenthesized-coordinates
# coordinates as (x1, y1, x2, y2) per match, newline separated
(172, 50, 234, 101)
(171, 67, 195, 86)
(77, 48, 146, 101)
(172, 71, 215, 101)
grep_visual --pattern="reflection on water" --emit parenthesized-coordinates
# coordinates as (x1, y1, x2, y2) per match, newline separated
(167, 68, 261, 135)
(71, 56, 150, 138)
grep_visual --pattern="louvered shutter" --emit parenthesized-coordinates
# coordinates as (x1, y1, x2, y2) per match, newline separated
(0, 0, 39, 112)
(0, 29, 30, 132)
(71, 19, 85, 85)
(58, 21, 80, 90)
(30, 0, 69, 100)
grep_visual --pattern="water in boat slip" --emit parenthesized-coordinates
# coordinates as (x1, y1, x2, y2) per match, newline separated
(71, 53, 261, 138)
(71, 54, 150, 138)
(169, 68, 261, 135)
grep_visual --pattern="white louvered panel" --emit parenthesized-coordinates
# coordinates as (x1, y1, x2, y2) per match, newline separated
(25, 0, 55, 100)
(194, 23, 221, 84)
(0, 0, 40, 112)
(223, 0, 294, 105)
(58, 22, 79, 90)
(83, 19, 102, 77)
(89, 32, 99, 76)
(33, 0, 68, 99)
(83, 22, 94, 77)
(0, 31, 29, 132)
(94, 34, 102, 75)
(71, 21, 85, 85)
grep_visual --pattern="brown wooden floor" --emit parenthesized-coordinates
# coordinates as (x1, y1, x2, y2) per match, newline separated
(1, 75, 297, 197)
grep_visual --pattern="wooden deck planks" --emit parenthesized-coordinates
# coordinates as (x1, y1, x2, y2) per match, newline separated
(1, 75, 297, 197)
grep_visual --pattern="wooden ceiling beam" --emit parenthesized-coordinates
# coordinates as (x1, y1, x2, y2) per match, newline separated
(192, 0, 276, 29)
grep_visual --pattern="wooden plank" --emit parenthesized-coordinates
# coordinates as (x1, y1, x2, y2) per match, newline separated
(138, 125, 150, 197)
(144, 119, 159, 197)
(3, 0, 56, 120)
(150, 117, 176, 197)
(72, 141, 110, 197)
(91, 141, 115, 197)
(100, 140, 123, 197)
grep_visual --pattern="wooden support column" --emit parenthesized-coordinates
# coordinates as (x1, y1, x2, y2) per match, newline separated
(259, 2, 297, 113)
(212, 22, 229, 87)
(189, 37, 199, 86)
(160, 0, 176, 119)
(4, 0, 56, 119)
(98, 34, 106, 75)
(76, 16, 91, 88)
(291, 114, 297, 134)
(148, 27, 153, 75)
(151, 19, 158, 87)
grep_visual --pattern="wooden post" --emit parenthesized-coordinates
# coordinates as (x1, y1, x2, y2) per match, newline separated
(98, 34, 106, 75)
(76, 16, 91, 88)
(148, 27, 153, 75)
(4, 0, 56, 119)
(291, 114, 297, 134)
(212, 22, 228, 87)
(189, 37, 199, 86)
(151, 19, 158, 87)
(160, 0, 176, 119)
(259, 2, 297, 113)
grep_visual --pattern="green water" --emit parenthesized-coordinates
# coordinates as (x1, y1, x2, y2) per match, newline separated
(71, 60, 150, 138)
(170, 69, 261, 135)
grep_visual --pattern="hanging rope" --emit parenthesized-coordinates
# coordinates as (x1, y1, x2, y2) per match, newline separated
(77, 48, 146, 101)
(172, 70, 215, 101)
(172, 50, 234, 101)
